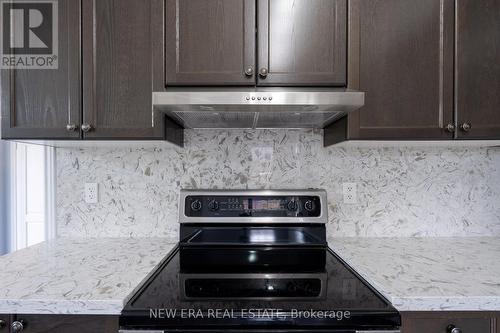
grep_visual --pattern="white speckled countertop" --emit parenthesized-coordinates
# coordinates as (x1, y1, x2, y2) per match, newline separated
(329, 237, 500, 311)
(1, 237, 498, 315)
(0, 238, 176, 315)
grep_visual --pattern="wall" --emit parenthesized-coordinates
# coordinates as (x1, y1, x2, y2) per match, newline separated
(56, 129, 500, 241)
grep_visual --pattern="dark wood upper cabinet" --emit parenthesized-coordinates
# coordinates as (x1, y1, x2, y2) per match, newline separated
(165, 0, 256, 86)
(345, 0, 455, 140)
(455, 0, 500, 140)
(1, 0, 81, 139)
(165, 0, 346, 87)
(3, 0, 499, 143)
(82, 0, 165, 139)
(257, 0, 347, 86)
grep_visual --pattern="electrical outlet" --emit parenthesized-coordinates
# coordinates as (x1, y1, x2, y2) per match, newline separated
(343, 183, 357, 204)
(85, 183, 98, 204)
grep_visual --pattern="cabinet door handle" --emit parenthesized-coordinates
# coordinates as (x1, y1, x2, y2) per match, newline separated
(447, 324, 463, 333)
(66, 123, 78, 132)
(444, 123, 455, 133)
(244, 66, 254, 76)
(259, 67, 268, 78)
(460, 122, 471, 132)
(81, 123, 92, 133)
(11, 320, 24, 332)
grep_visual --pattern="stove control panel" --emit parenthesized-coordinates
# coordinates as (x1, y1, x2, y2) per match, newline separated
(184, 194, 321, 218)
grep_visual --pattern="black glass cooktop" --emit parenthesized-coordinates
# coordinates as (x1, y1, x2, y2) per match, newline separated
(120, 247, 400, 330)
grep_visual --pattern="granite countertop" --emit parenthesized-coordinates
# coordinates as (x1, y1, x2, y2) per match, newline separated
(1, 237, 498, 315)
(329, 237, 500, 312)
(0, 238, 176, 315)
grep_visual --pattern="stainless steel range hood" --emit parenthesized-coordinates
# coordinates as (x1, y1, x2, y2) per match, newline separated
(153, 88, 364, 129)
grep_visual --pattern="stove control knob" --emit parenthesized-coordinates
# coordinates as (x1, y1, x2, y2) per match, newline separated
(304, 200, 315, 212)
(190, 200, 202, 212)
(287, 200, 298, 211)
(208, 200, 219, 211)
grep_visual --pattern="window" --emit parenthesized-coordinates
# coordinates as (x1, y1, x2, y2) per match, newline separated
(0, 140, 10, 255)
(9, 143, 55, 251)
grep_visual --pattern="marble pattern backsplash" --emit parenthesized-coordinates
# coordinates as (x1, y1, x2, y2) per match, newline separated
(56, 130, 500, 240)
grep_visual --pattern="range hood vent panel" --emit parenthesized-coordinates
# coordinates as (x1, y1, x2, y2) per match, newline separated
(154, 88, 364, 129)
(257, 111, 342, 129)
(171, 111, 257, 129)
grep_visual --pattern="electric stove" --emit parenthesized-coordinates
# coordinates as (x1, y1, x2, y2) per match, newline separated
(119, 189, 400, 333)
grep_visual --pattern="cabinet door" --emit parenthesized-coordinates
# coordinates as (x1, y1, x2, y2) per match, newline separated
(257, 0, 346, 86)
(455, 0, 500, 139)
(402, 315, 492, 333)
(12, 315, 118, 333)
(165, 0, 256, 86)
(82, 0, 164, 139)
(1, 0, 81, 139)
(347, 0, 455, 139)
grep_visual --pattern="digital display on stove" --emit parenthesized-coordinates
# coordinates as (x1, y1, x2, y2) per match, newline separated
(242, 199, 284, 211)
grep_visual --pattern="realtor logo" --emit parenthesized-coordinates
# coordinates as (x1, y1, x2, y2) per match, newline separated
(0, 0, 58, 69)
